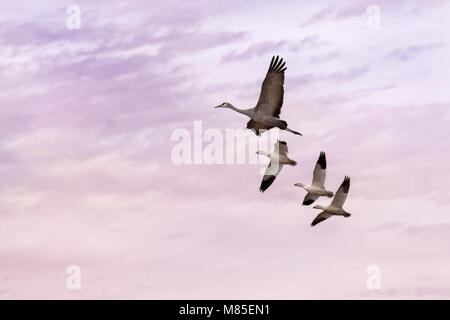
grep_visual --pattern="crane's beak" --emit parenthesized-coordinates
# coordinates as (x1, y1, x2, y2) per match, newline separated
(214, 105, 221, 108)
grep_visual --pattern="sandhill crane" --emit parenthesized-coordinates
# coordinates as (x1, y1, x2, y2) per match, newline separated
(257, 140, 297, 192)
(214, 55, 302, 136)
(311, 176, 351, 227)
(294, 152, 334, 205)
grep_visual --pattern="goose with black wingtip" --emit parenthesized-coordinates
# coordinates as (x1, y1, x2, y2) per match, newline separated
(311, 176, 352, 227)
(257, 140, 297, 193)
(294, 152, 334, 206)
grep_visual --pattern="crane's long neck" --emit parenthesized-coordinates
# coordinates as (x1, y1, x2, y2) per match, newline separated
(228, 105, 253, 118)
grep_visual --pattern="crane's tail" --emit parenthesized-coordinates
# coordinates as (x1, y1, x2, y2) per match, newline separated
(286, 127, 302, 136)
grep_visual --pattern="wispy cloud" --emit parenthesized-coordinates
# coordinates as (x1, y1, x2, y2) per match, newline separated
(386, 44, 445, 61)
(222, 40, 288, 62)
(300, 6, 335, 27)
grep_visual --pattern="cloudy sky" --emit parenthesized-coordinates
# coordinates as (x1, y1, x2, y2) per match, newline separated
(1, 0, 450, 299)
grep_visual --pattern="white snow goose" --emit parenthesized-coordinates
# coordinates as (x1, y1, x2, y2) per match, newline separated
(311, 176, 351, 227)
(257, 140, 297, 193)
(294, 152, 334, 206)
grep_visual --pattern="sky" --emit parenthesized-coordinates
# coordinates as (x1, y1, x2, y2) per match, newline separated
(1, 0, 450, 299)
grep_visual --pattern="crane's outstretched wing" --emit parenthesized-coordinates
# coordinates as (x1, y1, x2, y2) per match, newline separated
(255, 55, 286, 118)
(259, 161, 283, 193)
(303, 193, 319, 206)
(311, 211, 333, 226)
(311, 152, 326, 188)
(331, 176, 350, 208)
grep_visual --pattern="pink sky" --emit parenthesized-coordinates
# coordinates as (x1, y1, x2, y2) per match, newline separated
(1, 0, 450, 299)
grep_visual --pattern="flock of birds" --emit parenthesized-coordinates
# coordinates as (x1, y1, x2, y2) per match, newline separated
(214, 55, 351, 227)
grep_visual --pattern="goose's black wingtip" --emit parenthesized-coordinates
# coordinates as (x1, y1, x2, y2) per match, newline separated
(303, 199, 315, 206)
(259, 176, 276, 193)
(317, 152, 327, 169)
(341, 176, 350, 193)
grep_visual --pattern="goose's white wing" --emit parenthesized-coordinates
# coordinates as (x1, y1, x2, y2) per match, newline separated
(311, 211, 332, 226)
(259, 161, 284, 193)
(331, 176, 350, 208)
(312, 152, 326, 188)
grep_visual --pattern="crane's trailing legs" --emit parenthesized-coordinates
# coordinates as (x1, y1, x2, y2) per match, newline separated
(285, 127, 302, 135)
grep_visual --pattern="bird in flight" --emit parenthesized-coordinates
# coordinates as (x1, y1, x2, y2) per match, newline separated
(311, 176, 351, 227)
(294, 152, 334, 205)
(214, 55, 302, 136)
(257, 140, 297, 192)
